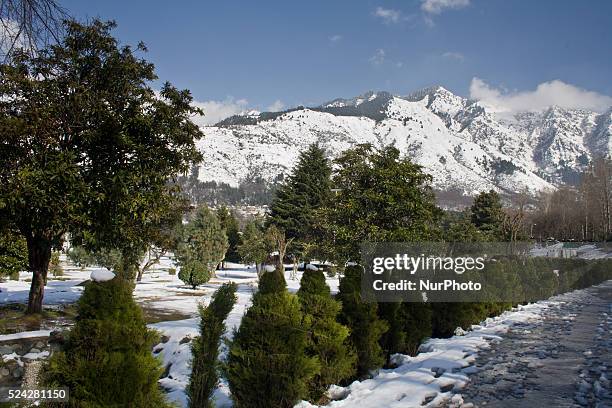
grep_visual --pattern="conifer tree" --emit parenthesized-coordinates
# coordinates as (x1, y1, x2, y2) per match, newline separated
(188, 282, 238, 408)
(216, 206, 241, 265)
(177, 206, 228, 288)
(237, 219, 269, 276)
(258, 267, 287, 295)
(268, 143, 332, 260)
(444, 210, 486, 243)
(225, 268, 319, 407)
(337, 265, 388, 378)
(318, 144, 439, 368)
(297, 269, 356, 400)
(377, 302, 407, 365)
(44, 278, 171, 407)
(401, 303, 433, 356)
(470, 190, 504, 239)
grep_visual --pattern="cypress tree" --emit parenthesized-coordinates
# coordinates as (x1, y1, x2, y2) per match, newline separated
(401, 303, 433, 356)
(378, 302, 407, 365)
(337, 265, 388, 378)
(188, 282, 238, 408)
(225, 268, 319, 407)
(297, 269, 356, 401)
(177, 206, 228, 288)
(43, 278, 171, 407)
(258, 267, 287, 295)
(216, 206, 241, 264)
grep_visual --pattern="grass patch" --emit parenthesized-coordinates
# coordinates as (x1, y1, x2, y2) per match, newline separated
(0, 303, 78, 335)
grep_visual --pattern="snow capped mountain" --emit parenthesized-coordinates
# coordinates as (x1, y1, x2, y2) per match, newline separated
(195, 87, 612, 199)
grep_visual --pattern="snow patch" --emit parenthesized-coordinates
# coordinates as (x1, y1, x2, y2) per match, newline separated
(90, 269, 115, 282)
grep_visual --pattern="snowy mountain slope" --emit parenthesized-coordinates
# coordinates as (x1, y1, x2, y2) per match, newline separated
(196, 87, 612, 197)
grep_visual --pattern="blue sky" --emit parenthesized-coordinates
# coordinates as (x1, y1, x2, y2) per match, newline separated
(62, 0, 612, 123)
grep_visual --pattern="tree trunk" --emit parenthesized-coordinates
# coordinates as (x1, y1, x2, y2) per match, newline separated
(26, 235, 52, 315)
(291, 256, 299, 280)
(117, 251, 139, 282)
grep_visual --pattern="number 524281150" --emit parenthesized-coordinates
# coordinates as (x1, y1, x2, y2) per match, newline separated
(1, 387, 69, 402)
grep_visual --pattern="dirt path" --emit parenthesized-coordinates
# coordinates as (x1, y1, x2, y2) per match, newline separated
(454, 281, 612, 407)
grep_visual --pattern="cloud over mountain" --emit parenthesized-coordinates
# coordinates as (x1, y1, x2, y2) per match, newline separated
(470, 78, 612, 114)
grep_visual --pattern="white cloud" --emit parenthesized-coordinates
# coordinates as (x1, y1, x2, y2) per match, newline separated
(369, 48, 386, 65)
(329, 34, 343, 43)
(267, 100, 285, 112)
(442, 51, 465, 61)
(0, 19, 28, 55)
(190, 97, 250, 126)
(469, 77, 612, 114)
(374, 7, 402, 24)
(421, 0, 470, 14)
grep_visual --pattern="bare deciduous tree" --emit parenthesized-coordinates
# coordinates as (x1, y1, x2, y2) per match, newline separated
(0, 0, 67, 61)
(530, 157, 612, 242)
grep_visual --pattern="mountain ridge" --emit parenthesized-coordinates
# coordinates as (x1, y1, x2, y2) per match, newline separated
(197, 87, 612, 202)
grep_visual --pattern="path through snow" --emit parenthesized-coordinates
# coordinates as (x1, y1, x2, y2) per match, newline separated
(452, 280, 612, 407)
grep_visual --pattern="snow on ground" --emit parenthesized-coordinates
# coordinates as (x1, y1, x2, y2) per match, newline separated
(297, 285, 602, 408)
(1, 255, 608, 408)
(143, 262, 339, 407)
(0, 256, 339, 408)
(0, 330, 52, 342)
(529, 243, 612, 259)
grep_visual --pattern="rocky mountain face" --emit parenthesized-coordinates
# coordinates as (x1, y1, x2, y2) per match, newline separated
(195, 87, 612, 202)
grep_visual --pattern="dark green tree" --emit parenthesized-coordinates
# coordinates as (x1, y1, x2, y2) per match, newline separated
(216, 206, 241, 265)
(258, 267, 287, 295)
(268, 143, 332, 260)
(177, 206, 228, 289)
(188, 282, 238, 408)
(319, 144, 442, 263)
(66, 245, 122, 271)
(237, 219, 269, 276)
(377, 302, 407, 365)
(297, 269, 356, 401)
(44, 278, 171, 407)
(317, 145, 440, 371)
(0, 228, 28, 279)
(178, 261, 212, 290)
(400, 303, 433, 356)
(337, 265, 388, 378)
(0, 20, 203, 313)
(443, 210, 486, 243)
(470, 190, 504, 239)
(48, 251, 63, 277)
(67, 201, 183, 281)
(225, 270, 319, 407)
